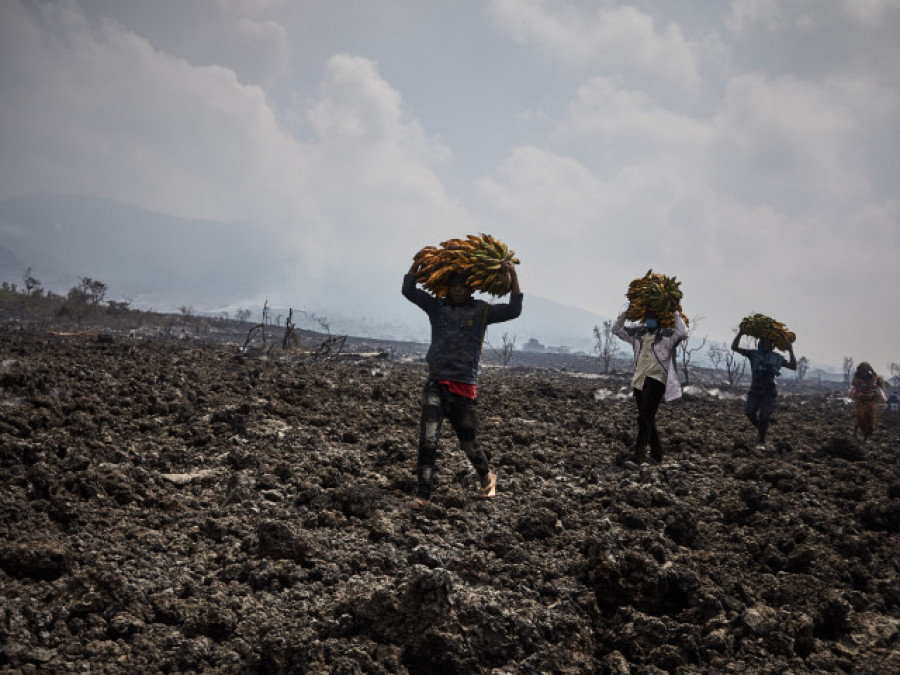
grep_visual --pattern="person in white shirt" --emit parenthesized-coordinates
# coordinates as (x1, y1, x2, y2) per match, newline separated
(613, 310, 687, 464)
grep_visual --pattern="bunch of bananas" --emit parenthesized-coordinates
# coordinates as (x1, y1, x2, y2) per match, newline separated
(739, 313, 796, 350)
(624, 269, 687, 328)
(413, 233, 520, 298)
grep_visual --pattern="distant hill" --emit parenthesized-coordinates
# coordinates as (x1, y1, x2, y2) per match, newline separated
(0, 193, 848, 377)
(0, 192, 287, 307)
(0, 193, 613, 353)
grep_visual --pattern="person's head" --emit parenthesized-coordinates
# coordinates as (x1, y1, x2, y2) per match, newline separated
(446, 271, 473, 305)
(644, 311, 659, 331)
(856, 362, 875, 380)
(758, 337, 773, 353)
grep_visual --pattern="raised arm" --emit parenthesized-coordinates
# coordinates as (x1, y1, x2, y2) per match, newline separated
(503, 260, 521, 295)
(402, 257, 437, 312)
(784, 343, 797, 371)
(672, 311, 688, 342)
(731, 329, 750, 357)
(612, 311, 629, 342)
(486, 260, 523, 324)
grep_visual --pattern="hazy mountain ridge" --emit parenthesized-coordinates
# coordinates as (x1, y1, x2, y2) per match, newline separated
(0, 193, 288, 306)
(0, 193, 612, 354)
(0, 193, 843, 375)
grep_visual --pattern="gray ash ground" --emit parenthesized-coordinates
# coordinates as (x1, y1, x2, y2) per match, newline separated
(1, 328, 898, 673)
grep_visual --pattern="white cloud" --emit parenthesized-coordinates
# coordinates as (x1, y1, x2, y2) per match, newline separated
(300, 54, 468, 304)
(308, 54, 443, 157)
(557, 76, 708, 168)
(547, 68, 898, 218)
(708, 73, 866, 212)
(478, 135, 899, 369)
(727, 0, 900, 89)
(1, 1, 898, 368)
(478, 50, 900, 366)
(478, 145, 608, 237)
(477, 145, 710, 317)
(729, 0, 899, 33)
(191, 17, 290, 87)
(208, 0, 285, 13)
(0, 2, 468, 312)
(487, 0, 702, 90)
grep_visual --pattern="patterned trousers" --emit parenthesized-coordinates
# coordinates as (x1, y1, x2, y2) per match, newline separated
(416, 380, 490, 500)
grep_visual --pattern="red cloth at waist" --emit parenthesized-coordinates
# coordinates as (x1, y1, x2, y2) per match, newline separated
(437, 380, 477, 399)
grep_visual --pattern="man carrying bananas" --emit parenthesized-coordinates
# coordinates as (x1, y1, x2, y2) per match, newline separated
(612, 309, 687, 465)
(731, 330, 797, 450)
(402, 258, 522, 508)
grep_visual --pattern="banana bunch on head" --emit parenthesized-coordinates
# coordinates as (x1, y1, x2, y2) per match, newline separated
(624, 269, 687, 328)
(413, 233, 520, 298)
(739, 313, 796, 350)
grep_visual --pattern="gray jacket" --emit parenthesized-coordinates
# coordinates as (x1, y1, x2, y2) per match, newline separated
(403, 274, 523, 384)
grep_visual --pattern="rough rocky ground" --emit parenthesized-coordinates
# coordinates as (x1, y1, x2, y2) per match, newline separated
(0, 328, 898, 674)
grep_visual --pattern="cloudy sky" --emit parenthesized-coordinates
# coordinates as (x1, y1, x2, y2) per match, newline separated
(2, 0, 899, 371)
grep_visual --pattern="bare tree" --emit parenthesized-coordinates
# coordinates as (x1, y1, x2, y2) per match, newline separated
(499, 333, 516, 366)
(107, 298, 132, 314)
(485, 333, 516, 366)
(295, 310, 347, 358)
(843, 356, 855, 385)
(676, 315, 706, 386)
(724, 337, 747, 387)
(58, 278, 107, 324)
(22, 267, 42, 296)
(179, 305, 193, 316)
(236, 308, 252, 323)
(261, 300, 271, 344)
(796, 356, 809, 382)
(282, 308, 300, 349)
(889, 362, 900, 389)
(708, 343, 725, 372)
(241, 300, 271, 351)
(78, 277, 107, 305)
(593, 319, 620, 374)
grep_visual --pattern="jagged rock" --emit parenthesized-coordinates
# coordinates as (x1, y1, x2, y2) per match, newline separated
(257, 520, 311, 562)
(0, 540, 70, 580)
(0, 329, 897, 672)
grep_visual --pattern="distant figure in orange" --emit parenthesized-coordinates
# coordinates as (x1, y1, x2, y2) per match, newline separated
(848, 362, 887, 442)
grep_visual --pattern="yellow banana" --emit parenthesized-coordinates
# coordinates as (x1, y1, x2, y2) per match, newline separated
(414, 233, 519, 297)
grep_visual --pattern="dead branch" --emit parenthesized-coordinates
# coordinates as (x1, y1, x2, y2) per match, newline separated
(282, 308, 300, 350)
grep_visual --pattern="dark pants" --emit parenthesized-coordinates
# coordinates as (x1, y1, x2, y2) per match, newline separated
(633, 377, 665, 462)
(416, 380, 489, 500)
(745, 386, 777, 443)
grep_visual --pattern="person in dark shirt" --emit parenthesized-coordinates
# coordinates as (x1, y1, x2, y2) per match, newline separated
(731, 330, 797, 450)
(402, 259, 522, 508)
(888, 391, 899, 412)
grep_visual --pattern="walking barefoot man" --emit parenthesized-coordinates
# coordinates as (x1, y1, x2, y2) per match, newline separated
(402, 258, 522, 507)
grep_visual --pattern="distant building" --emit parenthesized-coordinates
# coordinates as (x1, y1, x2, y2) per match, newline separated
(521, 338, 547, 352)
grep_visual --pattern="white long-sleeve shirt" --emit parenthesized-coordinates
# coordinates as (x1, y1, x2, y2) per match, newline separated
(613, 311, 688, 402)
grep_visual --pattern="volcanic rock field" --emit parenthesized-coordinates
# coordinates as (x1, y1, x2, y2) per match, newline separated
(1, 328, 898, 673)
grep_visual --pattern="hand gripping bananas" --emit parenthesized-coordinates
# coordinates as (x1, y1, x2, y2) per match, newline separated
(624, 269, 687, 329)
(412, 233, 520, 298)
(739, 313, 796, 351)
